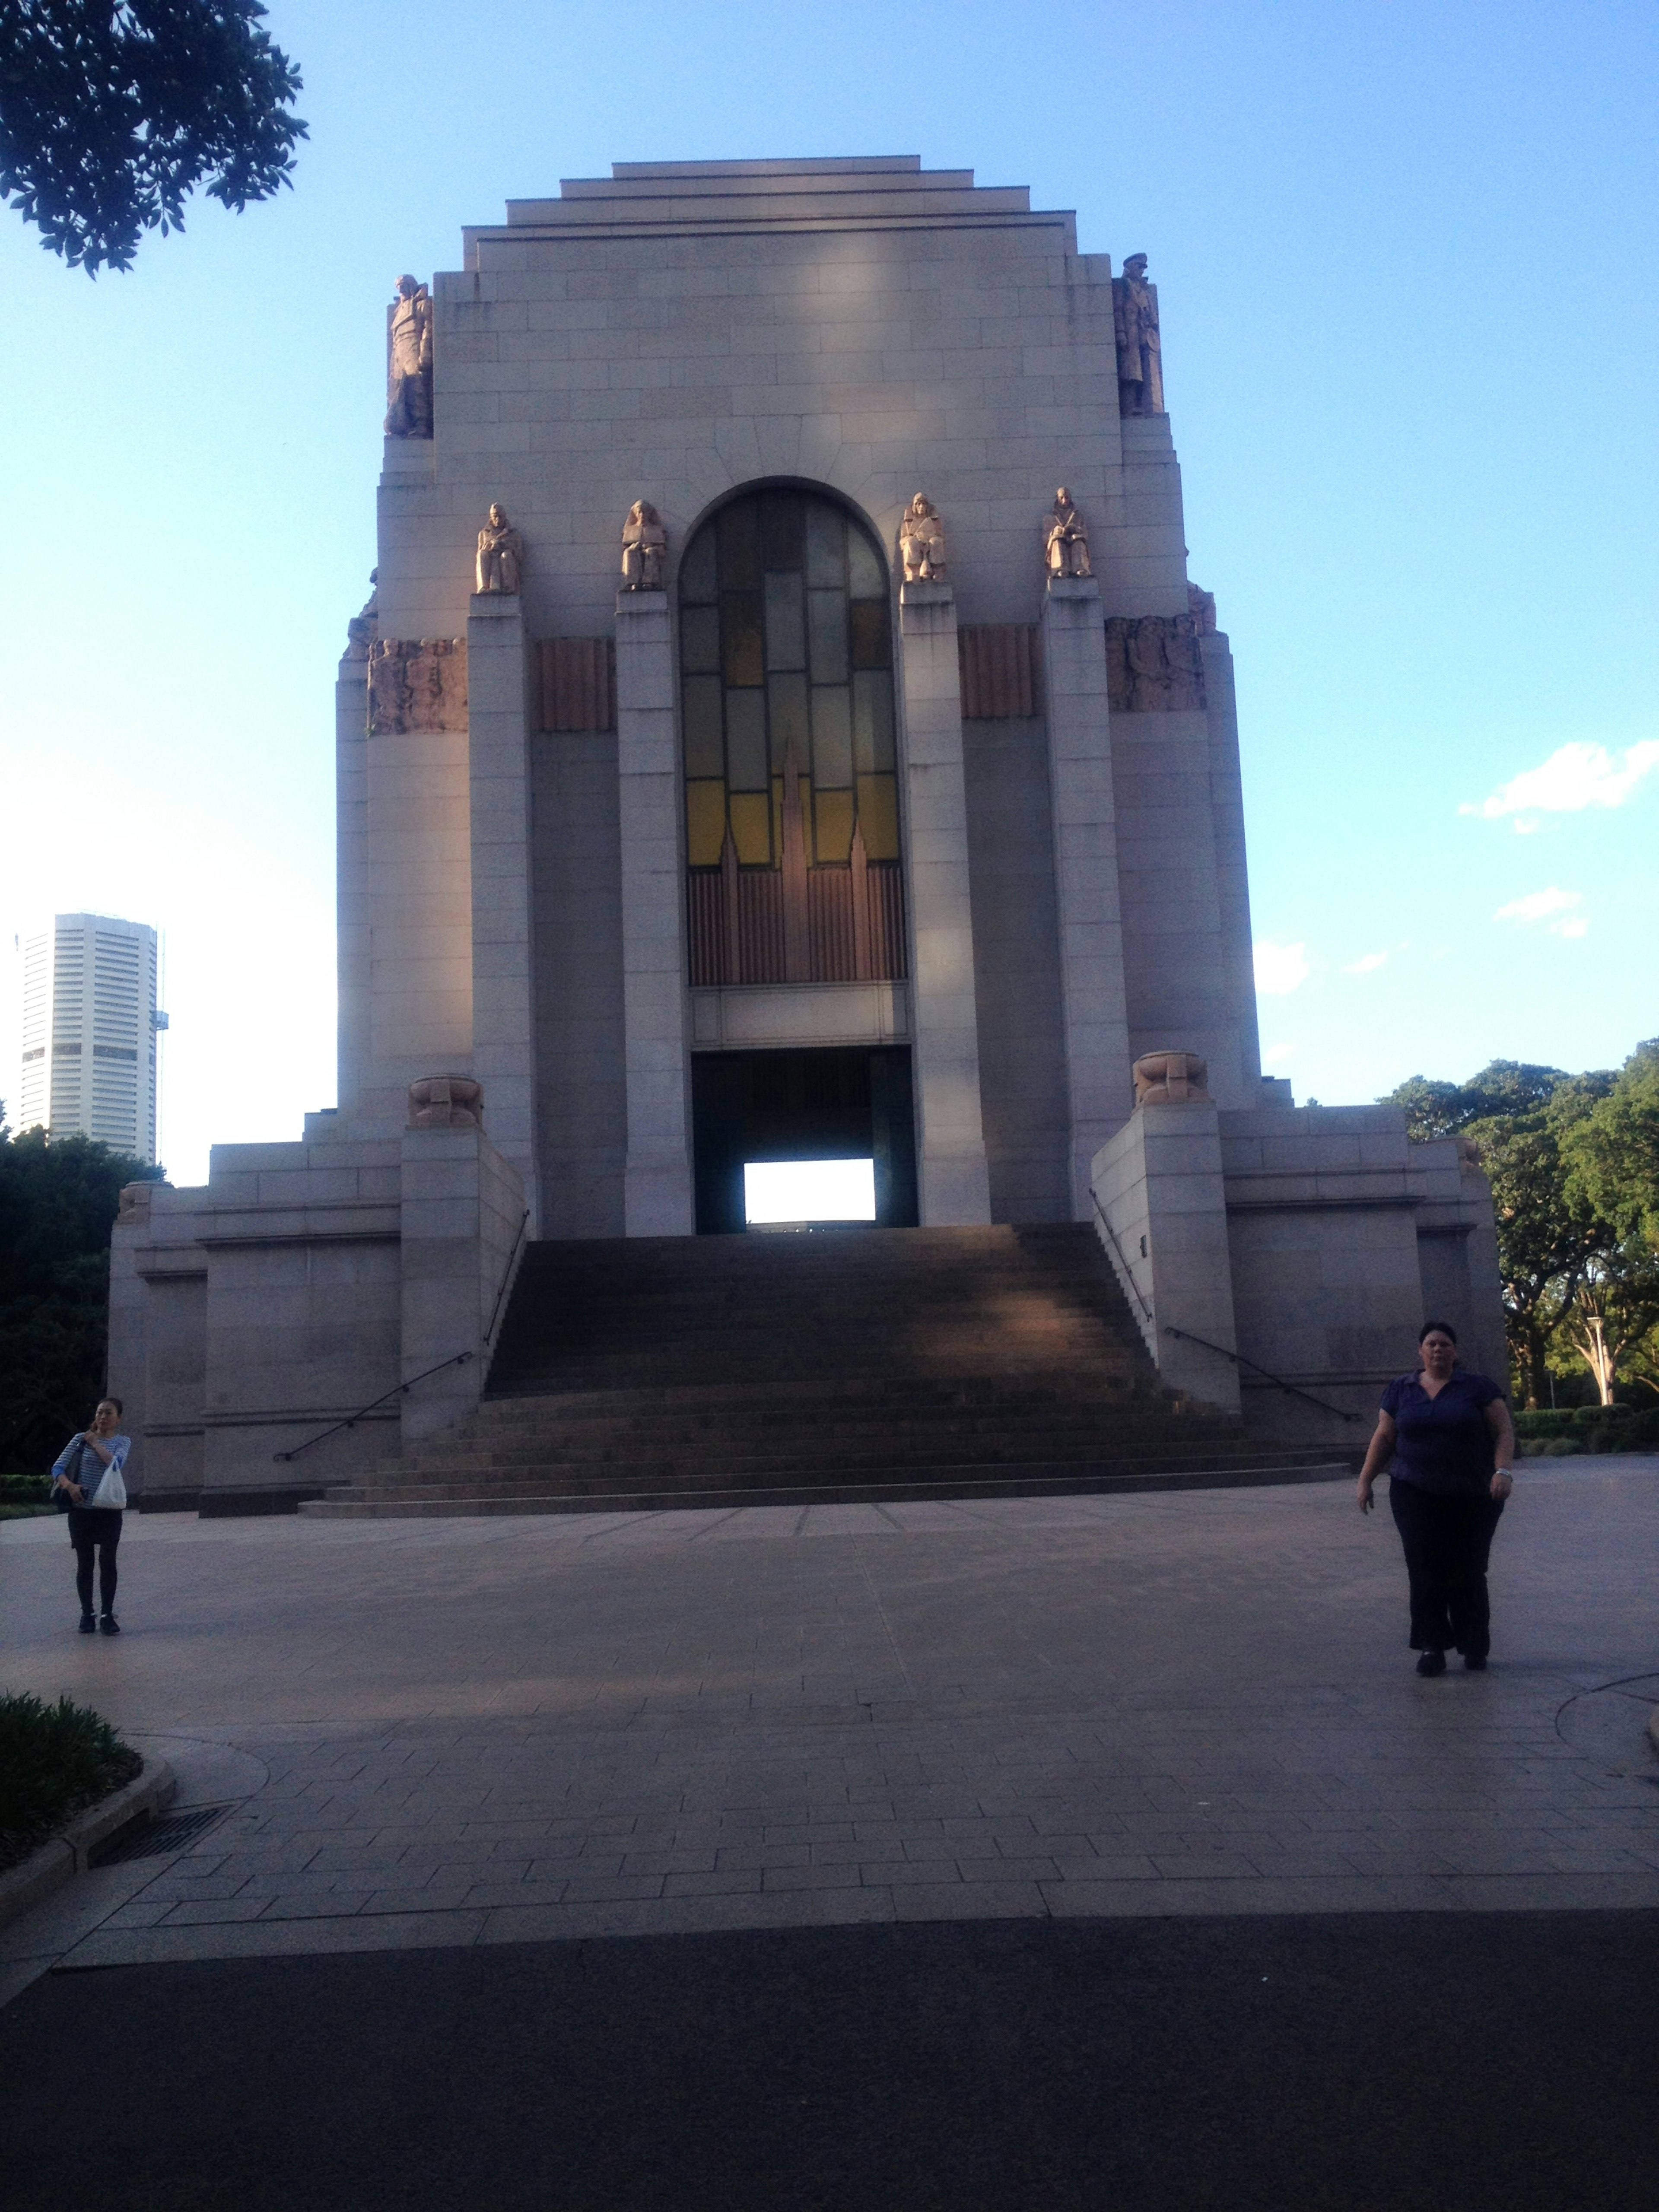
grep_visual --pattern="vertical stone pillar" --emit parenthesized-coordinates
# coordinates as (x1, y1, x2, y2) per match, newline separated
(614, 588, 694, 1235)
(466, 593, 540, 1231)
(1041, 575, 1134, 1217)
(335, 650, 370, 1118)
(897, 580, 992, 1225)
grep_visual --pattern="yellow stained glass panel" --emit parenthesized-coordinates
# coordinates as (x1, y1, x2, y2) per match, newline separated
(814, 787, 855, 864)
(730, 790, 772, 865)
(686, 779, 727, 867)
(857, 774, 899, 861)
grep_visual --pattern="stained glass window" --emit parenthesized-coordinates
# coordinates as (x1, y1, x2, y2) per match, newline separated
(680, 490, 899, 868)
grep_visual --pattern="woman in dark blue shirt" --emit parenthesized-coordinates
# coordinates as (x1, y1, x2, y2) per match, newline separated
(1355, 1322, 1516, 1675)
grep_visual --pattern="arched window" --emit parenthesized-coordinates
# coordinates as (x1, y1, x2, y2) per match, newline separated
(681, 488, 906, 987)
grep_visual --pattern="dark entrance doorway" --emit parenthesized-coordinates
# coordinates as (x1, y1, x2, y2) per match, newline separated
(690, 1047, 918, 1233)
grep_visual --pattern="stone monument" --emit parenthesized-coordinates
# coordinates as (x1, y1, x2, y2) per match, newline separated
(898, 494, 947, 582)
(474, 505, 524, 595)
(385, 276, 434, 438)
(619, 501, 667, 590)
(1112, 253, 1163, 416)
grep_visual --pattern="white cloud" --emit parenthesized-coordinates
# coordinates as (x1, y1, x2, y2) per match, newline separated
(1464, 740, 1659, 826)
(1254, 940, 1311, 996)
(1342, 951, 1388, 975)
(1262, 1043, 1293, 1066)
(1493, 887, 1589, 939)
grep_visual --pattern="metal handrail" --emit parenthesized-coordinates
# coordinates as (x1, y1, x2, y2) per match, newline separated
(272, 1351, 476, 1463)
(484, 1209, 531, 1349)
(1088, 1189, 1153, 1320)
(1162, 1326, 1363, 1423)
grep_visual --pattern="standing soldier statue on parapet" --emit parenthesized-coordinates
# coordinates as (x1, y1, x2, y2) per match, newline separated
(1043, 488, 1091, 579)
(620, 501, 667, 590)
(1112, 252, 1163, 416)
(385, 275, 434, 438)
(475, 504, 524, 594)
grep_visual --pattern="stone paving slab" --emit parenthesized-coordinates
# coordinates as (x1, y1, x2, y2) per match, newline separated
(3, 1461, 1658, 1980)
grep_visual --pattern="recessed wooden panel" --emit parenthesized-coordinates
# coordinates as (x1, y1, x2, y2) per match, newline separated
(539, 637, 616, 732)
(957, 624, 1044, 720)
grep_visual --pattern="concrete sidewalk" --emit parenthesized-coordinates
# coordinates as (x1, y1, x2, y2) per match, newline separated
(3, 1461, 1656, 1991)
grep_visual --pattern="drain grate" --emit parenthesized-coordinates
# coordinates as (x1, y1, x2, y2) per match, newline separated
(92, 1803, 232, 1866)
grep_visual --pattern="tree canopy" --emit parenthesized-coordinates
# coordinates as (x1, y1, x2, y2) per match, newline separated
(0, 0, 305, 273)
(1381, 1046, 1659, 1408)
(0, 1116, 163, 1468)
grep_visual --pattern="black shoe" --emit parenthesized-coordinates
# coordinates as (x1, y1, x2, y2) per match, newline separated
(99, 1615, 121, 1635)
(78, 1614, 97, 1634)
(1415, 1649, 1446, 1676)
(1463, 1653, 1488, 1671)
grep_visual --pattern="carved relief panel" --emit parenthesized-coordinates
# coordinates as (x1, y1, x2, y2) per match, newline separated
(368, 639, 468, 734)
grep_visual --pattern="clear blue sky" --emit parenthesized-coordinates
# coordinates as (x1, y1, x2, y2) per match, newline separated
(2, 0, 1655, 1181)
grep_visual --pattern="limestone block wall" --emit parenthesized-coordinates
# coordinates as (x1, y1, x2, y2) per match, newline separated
(107, 1114, 526, 1510)
(532, 727, 627, 1239)
(1089, 1102, 1242, 1417)
(1219, 1106, 1507, 1446)
(960, 712, 1070, 1222)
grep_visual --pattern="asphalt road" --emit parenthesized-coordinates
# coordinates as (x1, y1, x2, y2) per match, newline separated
(4, 1910, 1655, 2210)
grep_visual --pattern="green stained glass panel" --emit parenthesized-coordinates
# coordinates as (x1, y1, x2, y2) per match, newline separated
(805, 500, 844, 588)
(808, 589, 848, 683)
(849, 598, 890, 671)
(680, 603, 720, 674)
(721, 592, 764, 687)
(682, 675, 724, 779)
(763, 572, 806, 670)
(852, 671, 896, 773)
(847, 526, 884, 601)
(717, 499, 760, 589)
(810, 685, 853, 789)
(679, 527, 717, 604)
(768, 672, 809, 774)
(725, 689, 768, 791)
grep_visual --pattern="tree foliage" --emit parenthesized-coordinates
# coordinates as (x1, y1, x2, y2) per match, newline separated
(0, 0, 305, 273)
(1382, 1050, 1659, 1408)
(0, 1116, 162, 1467)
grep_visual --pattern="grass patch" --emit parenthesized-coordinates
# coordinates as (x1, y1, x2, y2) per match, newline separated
(0, 1692, 143, 1873)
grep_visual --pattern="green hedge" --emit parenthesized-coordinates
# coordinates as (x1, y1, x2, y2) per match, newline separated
(0, 1470, 54, 1521)
(1513, 1405, 1659, 1456)
(0, 1692, 142, 1872)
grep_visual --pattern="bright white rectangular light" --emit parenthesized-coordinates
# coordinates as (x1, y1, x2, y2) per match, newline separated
(743, 1157, 877, 1224)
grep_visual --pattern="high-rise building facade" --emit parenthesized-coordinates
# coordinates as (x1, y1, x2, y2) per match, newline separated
(19, 914, 162, 1162)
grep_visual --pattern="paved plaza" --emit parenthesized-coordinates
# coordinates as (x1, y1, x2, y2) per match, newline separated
(4, 1460, 1657, 1996)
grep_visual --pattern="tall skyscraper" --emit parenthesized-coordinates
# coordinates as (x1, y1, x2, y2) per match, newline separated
(18, 914, 164, 1163)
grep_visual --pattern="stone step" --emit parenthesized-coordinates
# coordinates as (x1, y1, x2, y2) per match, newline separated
(302, 1457, 1351, 1519)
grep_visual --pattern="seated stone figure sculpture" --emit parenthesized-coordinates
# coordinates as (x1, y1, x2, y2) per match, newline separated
(898, 494, 947, 582)
(1043, 488, 1091, 579)
(475, 504, 524, 594)
(620, 501, 667, 590)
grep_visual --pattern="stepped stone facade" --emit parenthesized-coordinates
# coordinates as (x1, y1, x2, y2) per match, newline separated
(108, 158, 1504, 1510)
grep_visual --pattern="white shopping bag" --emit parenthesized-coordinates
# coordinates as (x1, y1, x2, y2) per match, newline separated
(89, 1462, 127, 1510)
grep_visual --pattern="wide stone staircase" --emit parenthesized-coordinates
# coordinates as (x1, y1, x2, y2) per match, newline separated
(303, 1225, 1346, 1518)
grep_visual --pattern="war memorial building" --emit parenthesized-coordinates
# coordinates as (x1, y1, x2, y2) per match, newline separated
(109, 159, 1505, 1514)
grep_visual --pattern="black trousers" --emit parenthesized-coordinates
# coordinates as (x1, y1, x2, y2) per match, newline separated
(65, 1504, 122, 1616)
(1389, 1480, 1503, 1656)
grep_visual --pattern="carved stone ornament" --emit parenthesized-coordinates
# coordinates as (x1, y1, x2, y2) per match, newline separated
(116, 1181, 156, 1225)
(475, 504, 524, 595)
(1043, 488, 1091, 579)
(368, 638, 467, 734)
(898, 493, 947, 582)
(620, 500, 667, 591)
(1187, 581, 1217, 635)
(1132, 1051, 1211, 1106)
(345, 569, 379, 661)
(1112, 253, 1164, 416)
(1104, 615, 1206, 712)
(385, 275, 434, 439)
(407, 1075, 484, 1130)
